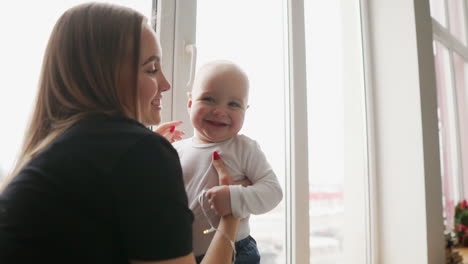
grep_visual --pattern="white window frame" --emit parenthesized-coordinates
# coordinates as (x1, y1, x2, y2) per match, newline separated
(285, 1, 309, 263)
(343, 0, 374, 263)
(156, 0, 196, 134)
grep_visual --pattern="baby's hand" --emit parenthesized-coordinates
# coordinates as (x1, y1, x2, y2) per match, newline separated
(205, 185, 232, 217)
(154, 121, 184, 143)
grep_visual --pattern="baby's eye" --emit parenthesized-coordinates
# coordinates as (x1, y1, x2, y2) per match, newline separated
(228, 101, 241, 108)
(202, 97, 215, 102)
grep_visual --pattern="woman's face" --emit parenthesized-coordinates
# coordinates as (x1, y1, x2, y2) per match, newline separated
(121, 23, 171, 125)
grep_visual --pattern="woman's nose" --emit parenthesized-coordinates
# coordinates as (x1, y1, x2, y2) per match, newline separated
(159, 72, 171, 92)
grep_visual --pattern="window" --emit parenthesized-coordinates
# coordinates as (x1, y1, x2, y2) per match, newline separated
(174, 1, 288, 262)
(163, 0, 370, 263)
(431, 0, 468, 231)
(305, 1, 344, 263)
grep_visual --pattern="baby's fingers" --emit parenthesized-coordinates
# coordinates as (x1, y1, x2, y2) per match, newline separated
(155, 120, 183, 133)
(154, 121, 183, 135)
(156, 122, 185, 143)
(172, 130, 185, 141)
(208, 198, 221, 216)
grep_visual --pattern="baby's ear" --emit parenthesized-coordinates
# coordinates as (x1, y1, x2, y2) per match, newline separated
(187, 92, 192, 108)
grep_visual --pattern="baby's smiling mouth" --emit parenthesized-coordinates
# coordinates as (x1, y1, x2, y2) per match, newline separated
(205, 120, 228, 127)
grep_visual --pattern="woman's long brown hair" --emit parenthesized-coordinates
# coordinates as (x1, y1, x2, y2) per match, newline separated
(1, 2, 145, 191)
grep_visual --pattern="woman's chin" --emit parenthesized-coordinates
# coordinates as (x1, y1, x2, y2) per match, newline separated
(142, 114, 160, 126)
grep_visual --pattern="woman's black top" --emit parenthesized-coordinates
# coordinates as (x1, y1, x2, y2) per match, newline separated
(0, 115, 193, 264)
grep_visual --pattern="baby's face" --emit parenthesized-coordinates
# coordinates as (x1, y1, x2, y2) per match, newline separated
(188, 67, 249, 143)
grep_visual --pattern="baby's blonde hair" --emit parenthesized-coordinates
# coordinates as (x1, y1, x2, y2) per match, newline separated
(192, 60, 250, 97)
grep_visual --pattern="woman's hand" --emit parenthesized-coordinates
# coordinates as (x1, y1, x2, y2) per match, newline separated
(201, 151, 240, 264)
(154, 121, 184, 143)
(211, 151, 231, 185)
(207, 151, 253, 216)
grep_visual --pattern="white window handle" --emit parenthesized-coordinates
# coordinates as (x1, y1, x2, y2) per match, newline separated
(185, 43, 197, 88)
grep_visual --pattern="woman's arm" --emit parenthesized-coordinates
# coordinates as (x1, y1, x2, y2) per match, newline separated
(200, 215, 239, 264)
(201, 152, 239, 263)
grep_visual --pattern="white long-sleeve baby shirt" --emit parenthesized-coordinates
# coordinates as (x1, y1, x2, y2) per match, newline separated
(173, 134, 283, 256)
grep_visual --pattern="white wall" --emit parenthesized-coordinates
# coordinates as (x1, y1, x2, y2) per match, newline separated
(364, 0, 445, 263)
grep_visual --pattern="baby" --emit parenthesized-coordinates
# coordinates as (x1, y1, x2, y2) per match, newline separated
(173, 60, 283, 263)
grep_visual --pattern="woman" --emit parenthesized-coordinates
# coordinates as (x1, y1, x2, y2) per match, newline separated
(0, 2, 238, 264)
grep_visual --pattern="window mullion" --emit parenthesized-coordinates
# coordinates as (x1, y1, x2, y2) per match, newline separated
(285, 0, 309, 263)
(169, 0, 197, 135)
(463, 0, 468, 46)
(433, 20, 468, 60)
(155, 0, 176, 123)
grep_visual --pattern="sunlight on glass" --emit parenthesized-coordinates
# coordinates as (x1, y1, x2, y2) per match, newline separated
(447, 1, 467, 45)
(429, 0, 447, 27)
(196, 1, 287, 263)
(434, 41, 461, 232)
(305, 1, 344, 263)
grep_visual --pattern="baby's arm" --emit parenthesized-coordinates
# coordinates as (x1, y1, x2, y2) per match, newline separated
(205, 178, 252, 216)
(234, 178, 252, 187)
(229, 140, 283, 219)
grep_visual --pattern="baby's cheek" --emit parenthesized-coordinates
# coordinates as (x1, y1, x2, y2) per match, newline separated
(191, 108, 206, 126)
(191, 115, 203, 128)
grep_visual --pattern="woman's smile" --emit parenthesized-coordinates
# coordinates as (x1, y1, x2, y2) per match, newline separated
(151, 100, 162, 110)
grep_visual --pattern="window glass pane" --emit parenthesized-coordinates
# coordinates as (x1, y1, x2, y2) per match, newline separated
(453, 52, 468, 202)
(0, 1, 152, 182)
(305, 1, 344, 263)
(195, 1, 287, 263)
(433, 41, 460, 231)
(430, 0, 447, 27)
(448, 1, 466, 45)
